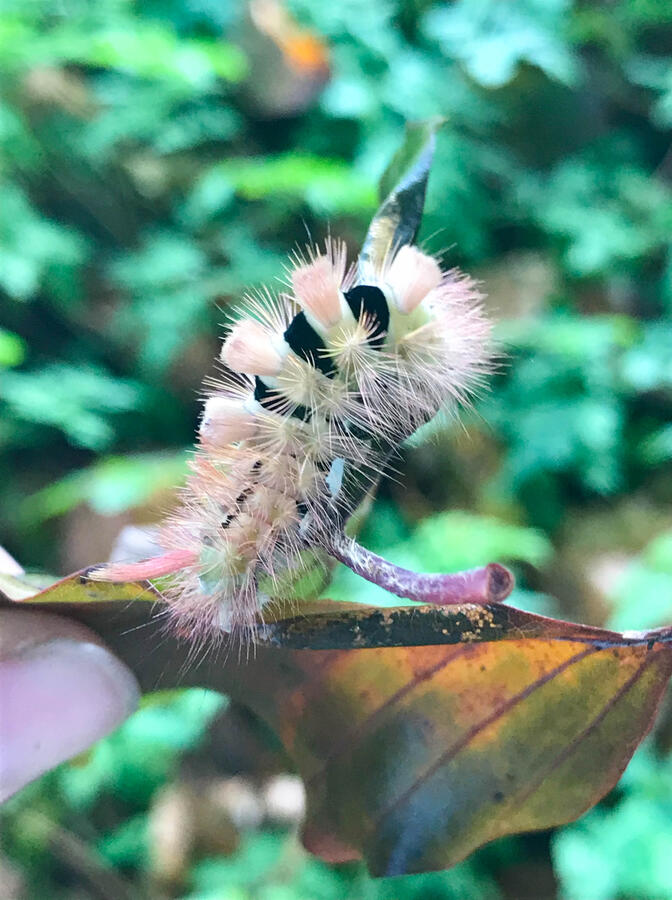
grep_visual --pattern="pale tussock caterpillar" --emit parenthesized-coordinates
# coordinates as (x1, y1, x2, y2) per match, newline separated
(94, 234, 492, 643)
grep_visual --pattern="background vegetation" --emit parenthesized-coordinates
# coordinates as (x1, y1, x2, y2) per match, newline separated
(1, 0, 671, 897)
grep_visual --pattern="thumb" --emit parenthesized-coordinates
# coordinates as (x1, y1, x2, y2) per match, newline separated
(0, 608, 139, 802)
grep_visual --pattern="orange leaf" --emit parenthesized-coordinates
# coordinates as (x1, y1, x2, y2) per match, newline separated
(1, 573, 670, 876)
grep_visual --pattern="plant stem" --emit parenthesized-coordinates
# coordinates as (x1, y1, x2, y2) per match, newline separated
(325, 532, 514, 605)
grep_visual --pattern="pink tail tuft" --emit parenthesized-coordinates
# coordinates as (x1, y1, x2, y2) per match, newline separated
(89, 549, 198, 583)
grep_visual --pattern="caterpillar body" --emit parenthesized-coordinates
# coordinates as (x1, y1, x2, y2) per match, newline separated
(100, 239, 491, 642)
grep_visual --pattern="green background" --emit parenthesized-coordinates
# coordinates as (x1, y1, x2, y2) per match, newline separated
(1, 0, 671, 897)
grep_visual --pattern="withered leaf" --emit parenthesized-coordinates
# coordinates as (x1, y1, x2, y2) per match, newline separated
(2, 571, 671, 876)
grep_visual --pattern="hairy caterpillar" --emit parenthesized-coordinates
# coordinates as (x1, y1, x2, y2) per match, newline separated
(97, 236, 491, 642)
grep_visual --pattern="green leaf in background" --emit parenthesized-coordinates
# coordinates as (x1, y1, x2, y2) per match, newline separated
(0, 328, 26, 368)
(0, 364, 144, 450)
(553, 745, 672, 900)
(424, 0, 579, 88)
(0, 184, 87, 302)
(97, 814, 148, 869)
(207, 154, 376, 215)
(60, 691, 225, 810)
(401, 511, 551, 571)
(639, 424, 672, 465)
(607, 532, 672, 632)
(19, 452, 188, 524)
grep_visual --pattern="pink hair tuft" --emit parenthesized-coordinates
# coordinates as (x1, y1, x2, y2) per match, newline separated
(221, 319, 286, 376)
(386, 245, 442, 313)
(291, 254, 344, 329)
(200, 396, 258, 446)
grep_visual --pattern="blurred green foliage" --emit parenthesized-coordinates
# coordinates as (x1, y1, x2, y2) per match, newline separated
(1, 0, 671, 897)
(553, 746, 672, 900)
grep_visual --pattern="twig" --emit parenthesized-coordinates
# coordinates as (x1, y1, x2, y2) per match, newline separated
(325, 531, 514, 605)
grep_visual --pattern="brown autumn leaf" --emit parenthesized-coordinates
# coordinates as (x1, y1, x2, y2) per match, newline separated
(1, 570, 671, 876)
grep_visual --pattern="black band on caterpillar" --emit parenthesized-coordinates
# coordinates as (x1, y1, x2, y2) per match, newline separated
(343, 285, 390, 348)
(253, 375, 270, 404)
(221, 488, 251, 530)
(283, 311, 337, 376)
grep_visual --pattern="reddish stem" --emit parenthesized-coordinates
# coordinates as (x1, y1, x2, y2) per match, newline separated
(326, 532, 514, 605)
